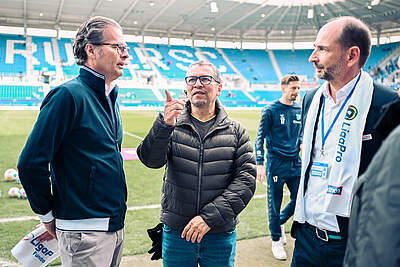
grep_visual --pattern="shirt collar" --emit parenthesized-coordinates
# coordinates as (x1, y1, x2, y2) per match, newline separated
(322, 72, 361, 102)
(105, 83, 116, 97)
(81, 65, 105, 80)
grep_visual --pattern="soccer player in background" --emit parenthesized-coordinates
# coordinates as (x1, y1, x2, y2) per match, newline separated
(255, 74, 302, 260)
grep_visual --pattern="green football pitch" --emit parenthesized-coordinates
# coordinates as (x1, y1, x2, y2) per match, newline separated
(0, 109, 293, 264)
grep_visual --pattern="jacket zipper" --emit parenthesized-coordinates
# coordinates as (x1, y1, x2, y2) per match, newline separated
(197, 142, 203, 214)
(107, 96, 126, 211)
(178, 120, 230, 214)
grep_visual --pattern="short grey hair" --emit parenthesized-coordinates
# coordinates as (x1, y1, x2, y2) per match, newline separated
(73, 16, 121, 65)
(187, 61, 221, 83)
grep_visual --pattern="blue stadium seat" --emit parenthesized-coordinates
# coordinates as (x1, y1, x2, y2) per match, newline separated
(198, 47, 235, 74)
(31, 36, 56, 73)
(274, 49, 315, 81)
(0, 34, 26, 76)
(223, 48, 279, 84)
(0, 84, 43, 105)
(365, 42, 400, 70)
(57, 38, 80, 78)
(144, 44, 198, 80)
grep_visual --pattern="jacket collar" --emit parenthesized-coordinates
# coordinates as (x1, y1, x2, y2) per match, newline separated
(79, 65, 119, 100)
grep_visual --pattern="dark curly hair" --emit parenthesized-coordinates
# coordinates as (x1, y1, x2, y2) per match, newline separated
(73, 16, 121, 65)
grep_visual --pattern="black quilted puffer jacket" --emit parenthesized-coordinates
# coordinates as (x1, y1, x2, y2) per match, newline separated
(137, 100, 256, 233)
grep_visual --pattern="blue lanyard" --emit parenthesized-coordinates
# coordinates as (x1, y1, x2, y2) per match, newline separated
(321, 73, 361, 153)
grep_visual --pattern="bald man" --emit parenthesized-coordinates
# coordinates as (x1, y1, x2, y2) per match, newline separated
(290, 17, 397, 267)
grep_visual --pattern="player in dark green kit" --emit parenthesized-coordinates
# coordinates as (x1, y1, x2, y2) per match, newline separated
(255, 75, 302, 260)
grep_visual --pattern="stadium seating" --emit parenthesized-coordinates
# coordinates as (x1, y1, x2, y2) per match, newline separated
(0, 34, 26, 76)
(222, 48, 279, 84)
(118, 87, 163, 107)
(365, 42, 400, 70)
(57, 38, 80, 78)
(127, 42, 149, 71)
(0, 84, 43, 105)
(274, 49, 315, 81)
(32, 36, 56, 73)
(0, 32, 399, 107)
(198, 47, 235, 74)
(144, 43, 198, 80)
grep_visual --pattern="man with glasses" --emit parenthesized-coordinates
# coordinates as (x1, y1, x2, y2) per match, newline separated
(138, 60, 256, 266)
(18, 16, 129, 267)
(255, 74, 302, 260)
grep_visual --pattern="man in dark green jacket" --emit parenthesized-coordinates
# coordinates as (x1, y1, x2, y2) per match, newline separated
(18, 16, 129, 267)
(138, 61, 256, 266)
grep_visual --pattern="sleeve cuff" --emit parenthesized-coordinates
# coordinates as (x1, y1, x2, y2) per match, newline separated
(38, 210, 54, 223)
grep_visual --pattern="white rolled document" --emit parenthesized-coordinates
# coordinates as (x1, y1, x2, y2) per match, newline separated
(11, 225, 59, 267)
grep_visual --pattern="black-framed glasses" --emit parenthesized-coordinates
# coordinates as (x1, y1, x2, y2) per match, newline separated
(185, 75, 220, 86)
(91, 42, 129, 55)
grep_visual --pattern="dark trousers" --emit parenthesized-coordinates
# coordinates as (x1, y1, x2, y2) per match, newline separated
(267, 157, 300, 241)
(291, 223, 347, 267)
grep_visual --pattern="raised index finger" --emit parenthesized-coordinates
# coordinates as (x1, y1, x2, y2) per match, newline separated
(165, 89, 173, 103)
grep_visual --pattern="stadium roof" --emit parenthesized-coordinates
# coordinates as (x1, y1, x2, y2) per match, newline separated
(0, 0, 400, 43)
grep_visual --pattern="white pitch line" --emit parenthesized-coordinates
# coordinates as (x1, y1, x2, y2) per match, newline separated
(0, 216, 38, 223)
(127, 203, 161, 211)
(123, 130, 144, 140)
(0, 193, 272, 223)
(0, 258, 22, 267)
(253, 194, 267, 199)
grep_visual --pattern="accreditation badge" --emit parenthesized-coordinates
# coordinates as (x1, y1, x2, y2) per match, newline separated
(310, 162, 328, 180)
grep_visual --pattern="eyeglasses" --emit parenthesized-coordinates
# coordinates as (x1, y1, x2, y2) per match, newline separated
(184, 75, 220, 86)
(92, 43, 130, 55)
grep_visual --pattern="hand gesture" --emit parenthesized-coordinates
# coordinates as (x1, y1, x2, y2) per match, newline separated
(163, 89, 186, 126)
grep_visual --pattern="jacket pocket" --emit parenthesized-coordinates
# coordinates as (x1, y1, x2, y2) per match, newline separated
(86, 165, 98, 208)
(87, 165, 97, 194)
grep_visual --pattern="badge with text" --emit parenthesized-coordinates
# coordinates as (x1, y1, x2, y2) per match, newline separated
(310, 162, 328, 179)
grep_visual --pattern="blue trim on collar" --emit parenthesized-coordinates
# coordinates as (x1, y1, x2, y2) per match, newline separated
(81, 65, 105, 80)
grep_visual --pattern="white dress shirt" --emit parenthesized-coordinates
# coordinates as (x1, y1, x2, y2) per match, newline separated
(304, 74, 360, 232)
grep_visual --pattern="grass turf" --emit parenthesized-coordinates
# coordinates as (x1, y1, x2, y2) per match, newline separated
(0, 109, 294, 263)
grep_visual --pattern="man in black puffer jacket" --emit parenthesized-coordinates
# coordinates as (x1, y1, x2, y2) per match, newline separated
(138, 60, 256, 267)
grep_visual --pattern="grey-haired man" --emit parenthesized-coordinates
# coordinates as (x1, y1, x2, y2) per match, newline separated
(18, 16, 129, 266)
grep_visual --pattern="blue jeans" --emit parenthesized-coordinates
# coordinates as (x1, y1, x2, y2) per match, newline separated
(162, 224, 236, 267)
(267, 157, 300, 241)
